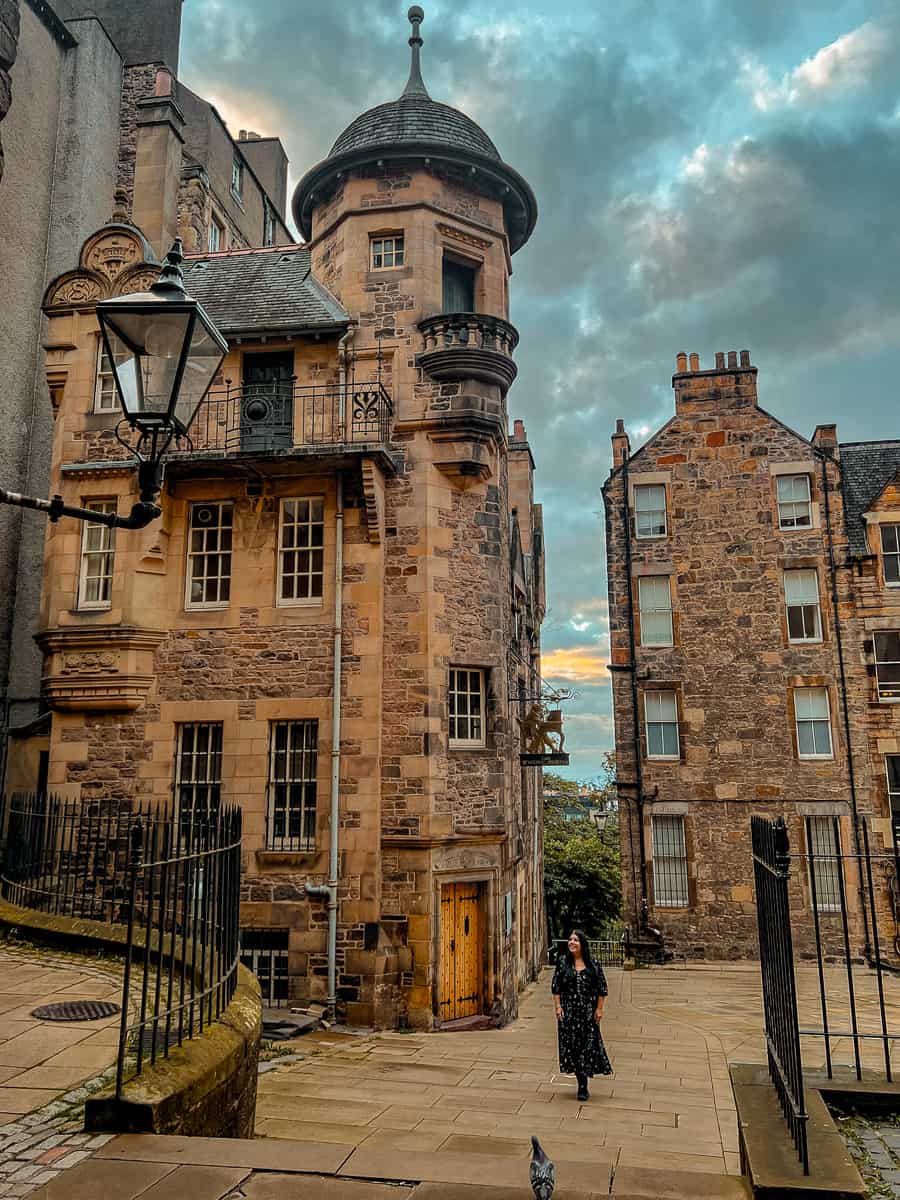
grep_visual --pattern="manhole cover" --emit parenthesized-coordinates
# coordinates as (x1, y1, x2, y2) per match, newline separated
(31, 1000, 121, 1022)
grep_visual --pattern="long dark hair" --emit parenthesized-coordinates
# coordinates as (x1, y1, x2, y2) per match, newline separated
(557, 929, 598, 980)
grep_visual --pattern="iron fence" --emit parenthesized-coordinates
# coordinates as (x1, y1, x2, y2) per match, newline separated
(549, 932, 625, 969)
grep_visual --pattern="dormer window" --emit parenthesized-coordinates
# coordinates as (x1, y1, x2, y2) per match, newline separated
(371, 234, 404, 269)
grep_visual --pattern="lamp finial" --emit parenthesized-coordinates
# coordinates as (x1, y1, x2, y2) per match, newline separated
(151, 238, 186, 296)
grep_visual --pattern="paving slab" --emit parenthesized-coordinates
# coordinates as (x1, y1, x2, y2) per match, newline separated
(95, 1133, 352, 1174)
(243, 1177, 415, 1199)
(339, 1146, 614, 1194)
(24, 1157, 173, 1199)
(611, 1164, 752, 1197)
(132, 1165, 251, 1200)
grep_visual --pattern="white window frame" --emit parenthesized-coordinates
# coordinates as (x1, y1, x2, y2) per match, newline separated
(449, 667, 486, 747)
(175, 721, 223, 830)
(208, 216, 224, 253)
(777, 474, 812, 530)
(874, 632, 900, 703)
(266, 719, 318, 851)
(794, 687, 833, 759)
(231, 156, 244, 199)
(634, 484, 667, 539)
(807, 816, 842, 913)
(277, 497, 325, 607)
(784, 569, 822, 643)
(185, 501, 233, 610)
(651, 814, 689, 908)
(887, 755, 900, 813)
(93, 343, 118, 413)
(644, 690, 679, 759)
(77, 499, 117, 609)
(881, 524, 900, 587)
(638, 576, 673, 646)
(371, 234, 405, 270)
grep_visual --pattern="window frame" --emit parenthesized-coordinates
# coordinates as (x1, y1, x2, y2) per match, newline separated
(240, 929, 289, 1006)
(185, 501, 234, 611)
(644, 690, 680, 760)
(874, 632, 900, 704)
(370, 233, 405, 270)
(276, 497, 325, 608)
(265, 719, 318, 852)
(175, 721, 223, 833)
(651, 814, 690, 908)
(887, 755, 900, 813)
(784, 568, 823, 643)
(638, 575, 674, 646)
(881, 524, 900, 588)
(634, 484, 667, 540)
(77, 498, 117, 610)
(231, 155, 244, 200)
(794, 687, 834, 760)
(263, 201, 275, 248)
(777, 474, 812, 531)
(449, 667, 487, 748)
(93, 342, 118, 413)
(807, 816, 842, 914)
(208, 216, 224, 253)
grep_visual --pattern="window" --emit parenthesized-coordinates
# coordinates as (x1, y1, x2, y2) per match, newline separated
(263, 202, 275, 248)
(186, 502, 233, 608)
(644, 690, 679, 758)
(94, 344, 118, 412)
(634, 485, 667, 539)
(882, 525, 900, 586)
(807, 817, 842, 913)
(449, 668, 485, 746)
(887, 756, 900, 812)
(266, 720, 318, 851)
(78, 500, 116, 609)
(651, 815, 689, 907)
(777, 475, 812, 529)
(371, 234, 404, 269)
(442, 256, 476, 311)
(278, 498, 324, 605)
(240, 929, 289, 1005)
(794, 687, 833, 758)
(874, 633, 900, 703)
(208, 217, 224, 253)
(638, 576, 673, 646)
(231, 155, 244, 199)
(784, 570, 822, 642)
(175, 722, 222, 831)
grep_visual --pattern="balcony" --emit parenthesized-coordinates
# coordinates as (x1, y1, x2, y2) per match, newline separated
(166, 381, 394, 469)
(417, 313, 519, 394)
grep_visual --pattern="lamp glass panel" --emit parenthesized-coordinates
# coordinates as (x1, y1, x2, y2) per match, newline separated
(102, 309, 192, 421)
(174, 319, 225, 430)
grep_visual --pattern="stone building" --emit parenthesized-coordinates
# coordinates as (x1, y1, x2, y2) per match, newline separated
(604, 351, 900, 959)
(10, 9, 550, 1027)
(0, 0, 290, 790)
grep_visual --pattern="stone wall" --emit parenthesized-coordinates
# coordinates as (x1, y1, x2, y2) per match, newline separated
(0, 0, 18, 185)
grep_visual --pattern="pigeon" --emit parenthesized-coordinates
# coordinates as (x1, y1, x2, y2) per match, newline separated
(530, 1134, 555, 1199)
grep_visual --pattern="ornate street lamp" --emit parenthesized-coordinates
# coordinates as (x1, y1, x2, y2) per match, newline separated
(0, 239, 227, 530)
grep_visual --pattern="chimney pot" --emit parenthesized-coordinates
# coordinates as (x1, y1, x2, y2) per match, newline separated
(740, 349, 751, 368)
(676, 352, 687, 372)
(727, 351, 738, 369)
(513, 418, 526, 440)
(689, 352, 700, 372)
(615, 418, 625, 434)
(715, 352, 725, 370)
(239, 130, 247, 140)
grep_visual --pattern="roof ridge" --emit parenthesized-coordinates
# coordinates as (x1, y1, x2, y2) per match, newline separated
(185, 244, 305, 261)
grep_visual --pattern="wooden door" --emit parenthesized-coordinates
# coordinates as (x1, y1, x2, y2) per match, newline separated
(439, 882, 483, 1021)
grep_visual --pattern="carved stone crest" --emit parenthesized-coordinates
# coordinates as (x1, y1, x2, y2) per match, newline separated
(85, 232, 141, 282)
(61, 651, 119, 675)
(50, 277, 104, 306)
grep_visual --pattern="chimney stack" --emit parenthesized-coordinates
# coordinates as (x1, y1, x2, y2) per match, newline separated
(812, 424, 838, 451)
(513, 418, 527, 442)
(612, 418, 631, 468)
(673, 348, 759, 414)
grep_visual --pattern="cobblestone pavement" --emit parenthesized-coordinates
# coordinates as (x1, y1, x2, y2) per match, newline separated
(836, 1113, 900, 1199)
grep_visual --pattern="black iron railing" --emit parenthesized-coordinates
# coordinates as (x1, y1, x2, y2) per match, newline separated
(751, 815, 809, 1174)
(171, 380, 393, 455)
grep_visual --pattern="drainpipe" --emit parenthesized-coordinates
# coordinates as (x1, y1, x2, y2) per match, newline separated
(305, 471, 345, 1021)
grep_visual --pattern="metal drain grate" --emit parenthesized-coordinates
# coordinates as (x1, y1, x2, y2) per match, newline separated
(31, 1000, 121, 1022)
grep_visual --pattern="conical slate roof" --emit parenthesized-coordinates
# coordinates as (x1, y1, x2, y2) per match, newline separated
(330, 94, 500, 162)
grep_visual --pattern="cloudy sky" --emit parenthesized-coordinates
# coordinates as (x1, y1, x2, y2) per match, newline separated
(180, 0, 900, 780)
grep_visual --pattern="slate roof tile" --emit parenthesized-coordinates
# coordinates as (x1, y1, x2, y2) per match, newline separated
(838, 440, 900, 555)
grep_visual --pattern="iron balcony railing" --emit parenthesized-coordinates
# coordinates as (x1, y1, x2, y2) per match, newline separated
(169, 380, 394, 456)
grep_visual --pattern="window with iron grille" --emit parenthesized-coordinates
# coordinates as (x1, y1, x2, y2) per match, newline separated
(807, 817, 842, 913)
(371, 234, 404, 269)
(644, 690, 679, 758)
(94, 344, 118, 412)
(240, 929, 289, 1006)
(777, 475, 812, 529)
(449, 668, 486, 746)
(794, 687, 833, 758)
(651, 815, 689, 907)
(278, 498, 324, 605)
(266, 720, 318, 850)
(882, 525, 900, 586)
(175, 722, 223, 830)
(78, 499, 116, 609)
(186, 502, 233, 608)
(638, 576, 673, 645)
(875, 632, 900, 703)
(784, 569, 822, 642)
(634, 485, 667, 539)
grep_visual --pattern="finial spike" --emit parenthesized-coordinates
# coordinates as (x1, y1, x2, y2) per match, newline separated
(151, 238, 186, 296)
(402, 6, 430, 98)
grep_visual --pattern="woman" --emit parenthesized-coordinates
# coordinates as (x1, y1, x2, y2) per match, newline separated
(552, 929, 612, 1101)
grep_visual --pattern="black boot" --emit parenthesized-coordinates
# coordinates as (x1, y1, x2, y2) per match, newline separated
(576, 1073, 589, 1101)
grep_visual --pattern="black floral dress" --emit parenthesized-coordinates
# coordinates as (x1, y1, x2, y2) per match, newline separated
(551, 961, 612, 1078)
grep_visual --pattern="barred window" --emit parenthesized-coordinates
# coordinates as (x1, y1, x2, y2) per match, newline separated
(240, 929, 289, 1006)
(638, 576, 673, 646)
(795, 687, 833, 758)
(94, 344, 118, 412)
(634, 485, 667, 539)
(777, 475, 812, 529)
(807, 816, 842, 913)
(186, 502, 233, 608)
(784, 569, 822, 642)
(449, 668, 485, 746)
(651, 815, 689, 907)
(78, 500, 116, 609)
(175, 722, 222, 831)
(644, 690, 679, 759)
(278, 498, 324, 604)
(267, 720, 318, 851)
(371, 234, 404, 269)
(882, 525, 900, 586)
(874, 632, 900, 703)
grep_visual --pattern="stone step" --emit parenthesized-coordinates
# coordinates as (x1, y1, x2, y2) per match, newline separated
(611, 1164, 751, 1198)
